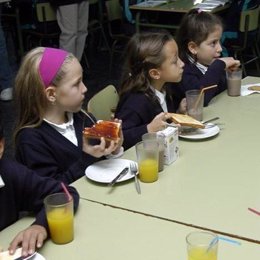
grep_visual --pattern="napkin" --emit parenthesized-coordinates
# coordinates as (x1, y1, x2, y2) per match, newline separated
(241, 83, 260, 96)
(0, 175, 5, 188)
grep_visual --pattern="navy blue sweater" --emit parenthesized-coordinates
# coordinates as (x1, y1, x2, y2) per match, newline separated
(115, 87, 180, 150)
(0, 158, 79, 231)
(15, 112, 99, 184)
(179, 59, 227, 106)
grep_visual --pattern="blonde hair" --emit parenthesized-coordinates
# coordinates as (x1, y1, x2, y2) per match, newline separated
(13, 47, 74, 141)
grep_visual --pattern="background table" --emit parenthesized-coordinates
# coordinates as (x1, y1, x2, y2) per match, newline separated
(74, 76, 260, 243)
(130, 0, 230, 32)
(1, 199, 260, 260)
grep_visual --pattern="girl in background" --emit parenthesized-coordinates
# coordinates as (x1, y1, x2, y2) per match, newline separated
(14, 47, 123, 184)
(176, 9, 240, 106)
(115, 31, 186, 150)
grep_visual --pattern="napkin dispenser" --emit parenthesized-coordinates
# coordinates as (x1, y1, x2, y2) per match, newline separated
(157, 126, 179, 165)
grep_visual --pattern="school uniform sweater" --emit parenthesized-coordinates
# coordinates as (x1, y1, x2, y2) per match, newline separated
(115, 88, 180, 150)
(15, 112, 99, 184)
(0, 158, 79, 231)
(179, 59, 227, 106)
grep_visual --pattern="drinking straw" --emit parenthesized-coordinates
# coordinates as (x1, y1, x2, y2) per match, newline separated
(193, 85, 218, 110)
(207, 236, 218, 252)
(80, 108, 96, 124)
(207, 235, 241, 252)
(218, 236, 241, 246)
(61, 182, 72, 201)
(248, 207, 260, 216)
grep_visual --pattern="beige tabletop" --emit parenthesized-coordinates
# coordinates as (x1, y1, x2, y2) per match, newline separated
(74, 76, 260, 243)
(1, 199, 260, 260)
(130, 0, 229, 13)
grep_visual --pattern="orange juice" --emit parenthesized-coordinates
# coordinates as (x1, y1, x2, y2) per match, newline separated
(47, 207, 74, 244)
(139, 158, 158, 183)
(188, 247, 217, 260)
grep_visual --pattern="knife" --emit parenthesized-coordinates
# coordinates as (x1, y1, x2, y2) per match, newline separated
(108, 167, 129, 186)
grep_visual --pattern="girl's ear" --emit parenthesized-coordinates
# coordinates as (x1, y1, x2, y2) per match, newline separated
(45, 86, 57, 103)
(188, 41, 198, 55)
(0, 138, 5, 159)
(149, 68, 160, 80)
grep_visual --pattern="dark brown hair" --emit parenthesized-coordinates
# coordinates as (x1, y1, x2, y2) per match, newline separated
(176, 8, 223, 63)
(119, 30, 175, 99)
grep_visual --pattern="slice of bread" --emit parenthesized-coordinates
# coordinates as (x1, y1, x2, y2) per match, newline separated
(167, 113, 205, 129)
(83, 120, 121, 142)
(248, 85, 260, 91)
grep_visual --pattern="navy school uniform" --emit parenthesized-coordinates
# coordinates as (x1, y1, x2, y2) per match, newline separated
(15, 112, 99, 184)
(0, 158, 79, 231)
(179, 59, 227, 106)
(115, 86, 182, 150)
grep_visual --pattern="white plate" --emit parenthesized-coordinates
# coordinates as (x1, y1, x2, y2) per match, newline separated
(241, 83, 260, 96)
(179, 124, 220, 140)
(85, 159, 135, 183)
(0, 248, 45, 260)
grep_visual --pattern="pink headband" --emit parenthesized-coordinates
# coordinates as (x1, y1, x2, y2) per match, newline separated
(39, 48, 68, 88)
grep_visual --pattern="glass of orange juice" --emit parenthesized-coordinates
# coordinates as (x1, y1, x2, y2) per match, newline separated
(135, 140, 159, 183)
(44, 193, 74, 244)
(186, 231, 218, 260)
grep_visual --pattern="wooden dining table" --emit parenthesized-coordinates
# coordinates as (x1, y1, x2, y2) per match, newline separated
(1, 199, 260, 259)
(129, 0, 230, 32)
(74, 76, 260, 244)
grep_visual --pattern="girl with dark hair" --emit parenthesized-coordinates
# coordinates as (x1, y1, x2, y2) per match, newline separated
(176, 9, 240, 106)
(115, 31, 186, 150)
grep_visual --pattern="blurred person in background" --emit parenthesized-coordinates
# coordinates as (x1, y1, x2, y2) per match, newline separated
(50, 0, 89, 61)
(0, 0, 13, 101)
(221, 0, 260, 56)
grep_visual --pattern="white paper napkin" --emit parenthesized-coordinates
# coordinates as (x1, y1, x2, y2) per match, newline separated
(241, 83, 260, 96)
(0, 175, 5, 188)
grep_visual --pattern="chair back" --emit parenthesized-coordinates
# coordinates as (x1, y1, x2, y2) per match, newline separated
(239, 6, 260, 32)
(36, 2, 56, 22)
(121, 0, 143, 23)
(106, 0, 123, 22)
(88, 85, 119, 120)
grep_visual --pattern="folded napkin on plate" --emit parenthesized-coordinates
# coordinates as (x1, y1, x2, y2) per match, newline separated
(241, 83, 260, 96)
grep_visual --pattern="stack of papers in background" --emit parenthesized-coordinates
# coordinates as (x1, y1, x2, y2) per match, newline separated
(196, 0, 230, 11)
(135, 0, 168, 7)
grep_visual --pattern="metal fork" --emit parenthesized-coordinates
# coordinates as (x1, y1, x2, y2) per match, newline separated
(130, 162, 141, 194)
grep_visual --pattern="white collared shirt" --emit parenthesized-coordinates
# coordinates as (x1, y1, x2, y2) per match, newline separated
(188, 55, 208, 75)
(0, 175, 5, 188)
(154, 88, 168, 112)
(44, 112, 78, 146)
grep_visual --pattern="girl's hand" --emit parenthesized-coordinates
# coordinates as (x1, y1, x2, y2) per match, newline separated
(83, 136, 118, 158)
(147, 112, 171, 133)
(177, 98, 187, 114)
(218, 57, 240, 70)
(8, 225, 47, 257)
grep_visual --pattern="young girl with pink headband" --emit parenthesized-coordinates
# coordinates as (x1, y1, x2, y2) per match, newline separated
(13, 47, 123, 184)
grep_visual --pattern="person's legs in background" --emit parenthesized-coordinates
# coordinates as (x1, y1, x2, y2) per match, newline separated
(76, 1, 89, 61)
(56, 1, 89, 62)
(0, 4, 13, 101)
(57, 4, 78, 58)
